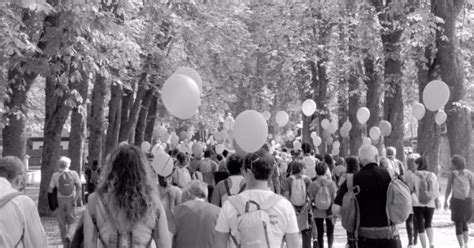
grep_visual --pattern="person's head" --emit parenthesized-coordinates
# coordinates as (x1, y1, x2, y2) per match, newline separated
(216, 154, 223, 161)
(204, 149, 214, 158)
(58, 156, 71, 171)
(316, 161, 328, 176)
(92, 160, 99, 168)
(407, 153, 420, 171)
(182, 180, 208, 202)
(0, 156, 25, 190)
(379, 157, 391, 169)
(97, 144, 159, 226)
(336, 157, 345, 167)
(324, 154, 334, 170)
(301, 142, 312, 155)
(227, 154, 243, 176)
(358, 145, 379, 166)
(415, 156, 428, 171)
(289, 160, 305, 175)
(176, 152, 187, 165)
(261, 143, 271, 153)
(386, 146, 396, 158)
(315, 154, 323, 161)
(451, 155, 466, 171)
(345, 156, 360, 174)
(243, 151, 274, 181)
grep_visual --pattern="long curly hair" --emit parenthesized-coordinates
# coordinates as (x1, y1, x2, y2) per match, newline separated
(96, 144, 159, 227)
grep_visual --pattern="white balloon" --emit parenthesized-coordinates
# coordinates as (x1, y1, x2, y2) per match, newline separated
(412, 102, 426, 120)
(343, 120, 352, 131)
(332, 147, 340, 156)
(233, 110, 269, 153)
(369, 127, 381, 140)
(310, 132, 317, 139)
(333, 141, 341, 149)
(151, 153, 174, 177)
(141, 141, 151, 152)
(275, 111, 289, 127)
(287, 133, 295, 141)
(174, 67, 203, 92)
(435, 110, 447, 125)
(321, 119, 330, 129)
(313, 136, 322, 147)
(327, 137, 334, 145)
(357, 107, 371, 124)
(363, 137, 372, 145)
(379, 120, 392, 137)
(152, 143, 165, 156)
(423, 80, 450, 112)
(302, 99, 317, 116)
(161, 74, 200, 120)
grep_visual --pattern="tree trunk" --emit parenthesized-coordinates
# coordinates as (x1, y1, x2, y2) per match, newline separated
(348, 71, 364, 155)
(338, 84, 349, 157)
(88, 74, 107, 165)
(144, 95, 158, 143)
(2, 69, 36, 161)
(119, 88, 133, 142)
(120, 74, 147, 144)
(134, 89, 154, 146)
(364, 56, 384, 152)
(68, 74, 89, 173)
(382, 30, 405, 162)
(104, 83, 122, 157)
(417, 40, 441, 173)
(38, 76, 72, 216)
(433, 0, 470, 164)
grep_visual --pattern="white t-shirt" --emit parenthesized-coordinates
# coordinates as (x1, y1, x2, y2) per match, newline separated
(302, 156, 317, 179)
(215, 189, 299, 247)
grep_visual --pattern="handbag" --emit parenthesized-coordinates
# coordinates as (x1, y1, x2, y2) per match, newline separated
(48, 188, 58, 212)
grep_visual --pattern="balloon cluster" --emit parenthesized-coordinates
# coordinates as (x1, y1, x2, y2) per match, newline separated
(412, 80, 450, 125)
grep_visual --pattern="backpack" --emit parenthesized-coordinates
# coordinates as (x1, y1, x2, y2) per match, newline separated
(314, 179, 332, 210)
(386, 176, 412, 224)
(452, 170, 471, 200)
(340, 175, 360, 236)
(58, 171, 75, 196)
(90, 168, 100, 185)
(88, 194, 159, 248)
(228, 194, 284, 248)
(0, 192, 24, 247)
(289, 175, 307, 206)
(222, 178, 246, 205)
(416, 172, 436, 204)
(199, 159, 213, 173)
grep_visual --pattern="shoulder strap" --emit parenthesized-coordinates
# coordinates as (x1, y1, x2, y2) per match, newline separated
(347, 174, 353, 189)
(224, 179, 231, 196)
(0, 192, 23, 208)
(261, 194, 284, 210)
(238, 182, 246, 194)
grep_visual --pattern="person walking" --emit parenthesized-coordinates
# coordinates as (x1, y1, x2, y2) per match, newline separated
(83, 144, 171, 247)
(214, 150, 301, 248)
(171, 180, 220, 248)
(48, 156, 82, 247)
(0, 156, 48, 247)
(211, 154, 245, 207)
(410, 156, 440, 248)
(334, 145, 402, 248)
(404, 153, 420, 248)
(308, 162, 337, 248)
(444, 155, 474, 248)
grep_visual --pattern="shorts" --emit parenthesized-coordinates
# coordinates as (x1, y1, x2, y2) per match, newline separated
(451, 197, 472, 222)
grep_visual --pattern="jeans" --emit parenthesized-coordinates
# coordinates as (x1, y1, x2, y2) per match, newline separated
(315, 218, 334, 248)
(56, 196, 78, 247)
(358, 235, 402, 248)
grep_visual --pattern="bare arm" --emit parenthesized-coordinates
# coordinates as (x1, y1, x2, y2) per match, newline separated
(285, 232, 301, 248)
(214, 231, 230, 248)
(154, 202, 172, 248)
(444, 174, 453, 210)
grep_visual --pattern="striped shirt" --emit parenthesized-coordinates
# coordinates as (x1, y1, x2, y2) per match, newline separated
(0, 177, 48, 247)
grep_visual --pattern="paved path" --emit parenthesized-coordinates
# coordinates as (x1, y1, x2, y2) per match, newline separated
(26, 176, 472, 248)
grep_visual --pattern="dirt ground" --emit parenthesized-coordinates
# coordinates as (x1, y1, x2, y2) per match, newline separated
(27, 175, 472, 248)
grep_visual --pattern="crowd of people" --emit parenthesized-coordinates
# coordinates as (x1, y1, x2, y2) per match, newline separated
(0, 140, 473, 248)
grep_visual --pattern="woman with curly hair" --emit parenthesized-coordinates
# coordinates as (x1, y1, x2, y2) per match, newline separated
(83, 144, 171, 248)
